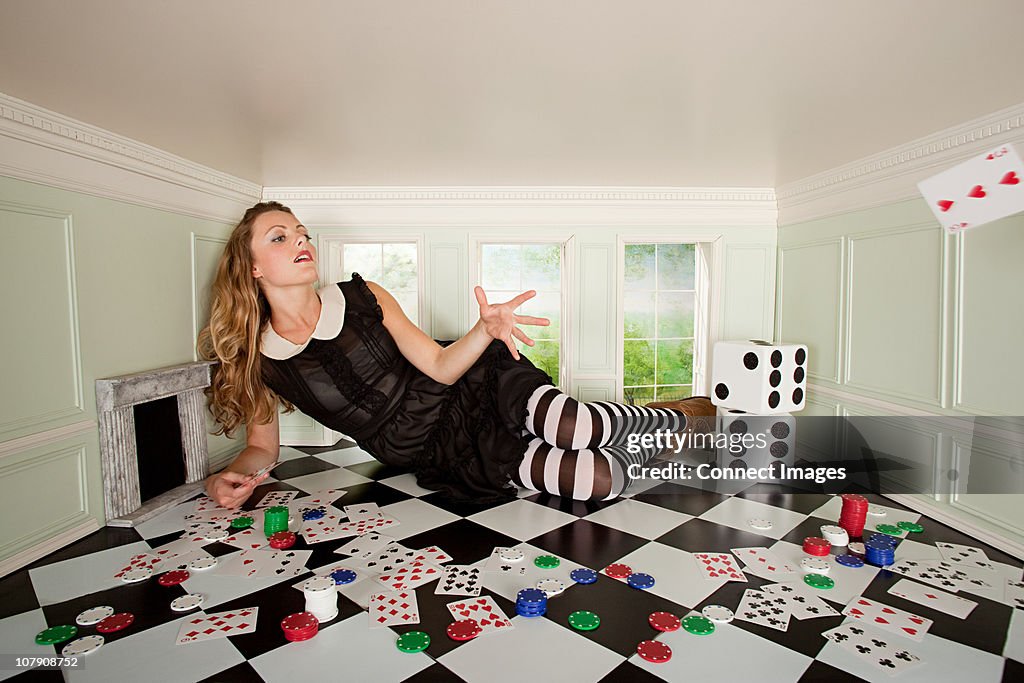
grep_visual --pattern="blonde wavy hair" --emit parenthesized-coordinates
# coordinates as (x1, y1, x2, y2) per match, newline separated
(197, 201, 296, 437)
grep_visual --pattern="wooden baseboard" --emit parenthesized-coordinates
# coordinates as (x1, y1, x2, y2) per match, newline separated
(884, 493, 1024, 561)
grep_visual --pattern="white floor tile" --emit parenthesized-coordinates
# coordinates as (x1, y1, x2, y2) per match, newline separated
(379, 472, 437, 497)
(698, 496, 808, 540)
(135, 500, 197, 540)
(467, 499, 578, 541)
(284, 467, 373, 493)
(476, 542, 588, 602)
(0, 608, 50, 682)
(1005, 607, 1024, 661)
(768, 540, 881, 606)
(583, 499, 692, 540)
(613, 542, 730, 608)
(28, 540, 154, 606)
(181, 566, 311, 610)
(379, 498, 460, 541)
(277, 446, 313, 462)
(312, 445, 377, 468)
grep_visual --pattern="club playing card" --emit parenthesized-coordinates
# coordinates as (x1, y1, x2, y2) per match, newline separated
(435, 565, 483, 596)
(822, 623, 923, 675)
(935, 542, 999, 571)
(446, 596, 514, 635)
(762, 583, 840, 619)
(354, 542, 422, 573)
(334, 533, 395, 557)
(693, 552, 746, 581)
(887, 578, 977, 619)
(733, 588, 792, 631)
(368, 590, 420, 628)
(731, 546, 799, 579)
(843, 596, 932, 642)
(483, 547, 529, 575)
(918, 143, 1024, 233)
(255, 490, 299, 508)
(175, 607, 259, 644)
(887, 559, 981, 592)
(343, 502, 382, 521)
(376, 561, 443, 591)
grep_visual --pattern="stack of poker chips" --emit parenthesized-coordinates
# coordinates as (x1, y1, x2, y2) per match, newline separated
(264, 506, 290, 537)
(864, 534, 897, 567)
(516, 588, 547, 617)
(281, 612, 319, 642)
(838, 493, 869, 537)
(820, 524, 849, 547)
(301, 576, 338, 623)
(269, 531, 296, 549)
(802, 536, 831, 557)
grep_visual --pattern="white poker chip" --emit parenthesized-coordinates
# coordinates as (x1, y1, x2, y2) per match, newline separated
(203, 527, 230, 541)
(499, 548, 526, 562)
(748, 518, 773, 530)
(121, 565, 153, 583)
(867, 506, 887, 517)
(188, 555, 218, 571)
(848, 542, 866, 554)
(701, 605, 734, 623)
(171, 594, 205, 612)
(302, 576, 336, 593)
(536, 578, 566, 597)
(820, 525, 845, 536)
(801, 557, 831, 574)
(76, 605, 114, 626)
(62, 635, 104, 657)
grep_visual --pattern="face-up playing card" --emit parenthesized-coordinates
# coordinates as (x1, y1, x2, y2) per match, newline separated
(842, 597, 932, 642)
(734, 588, 792, 631)
(191, 495, 232, 514)
(1005, 580, 1024, 610)
(888, 559, 993, 592)
(731, 546, 799, 579)
(334, 515, 399, 537)
(334, 533, 395, 558)
(300, 514, 349, 544)
(446, 596, 514, 635)
(483, 547, 529, 575)
(255, 490, 299, 508)
(918, 143, 1024, 233)
(151, 536, 210, 561)
(368, 590, 420, 628)
(291, 488, 347, 509)
(221, 527, 270, 551)
(935, 542, 999, 572)
(376, 561, 442, 591)
(113, 553, 164, 579)
(693, 552, 746, 581)
(435, 565, 482, 596)
(175, 607, 259, 644)
(762, 583, 840, 620)
(886, 579, 977, 619)
(292, 563, 366, 591)
(343, 502, 382, 521)
(413, 545, 453, 565)
(822, 623, 923, 675)
(217, 548, 311, 578)
(353, 542, 421, 573)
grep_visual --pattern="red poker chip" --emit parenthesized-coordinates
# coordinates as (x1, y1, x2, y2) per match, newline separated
(648, 611, 681, 632)
(637, 639, 672, 663)
(604, 563, 632, 579)
(840, 494, 868, 507)
(447, 619, 482, 641)
(281, 612, 318, 631)
(96, 612, 135, 633)
(158, 570, 190, 586)
(269, 531, 296, 549)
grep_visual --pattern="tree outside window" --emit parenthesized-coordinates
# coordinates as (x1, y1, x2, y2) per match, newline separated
(344, 243, 419, 325)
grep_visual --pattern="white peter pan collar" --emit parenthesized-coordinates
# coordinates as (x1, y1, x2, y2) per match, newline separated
(260, 283, 346, 360)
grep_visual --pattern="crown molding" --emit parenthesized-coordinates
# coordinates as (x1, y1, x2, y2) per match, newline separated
(0, 91, 261, 222)
(777, 101, 1024, 226)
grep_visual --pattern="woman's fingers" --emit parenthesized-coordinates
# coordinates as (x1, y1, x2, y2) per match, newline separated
(514, 315, 550, 326)
(474, 286, 489, 308)
(511, 327, 534, 346)
(507, 290, 536, 308)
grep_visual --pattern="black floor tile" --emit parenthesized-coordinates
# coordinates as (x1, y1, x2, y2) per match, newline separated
(197, 660, 266, 682)
(798, 659, 867, 682)
(0, 569, 39, 619)
(402, 663, 468, 683)
(736, 485, 833, 515)
(23, 527, 143, 571)
(1003, 657, 1024, 683)
(629, 484, 729, 516)
(599, 660, 666, 682)
(334, 482, 415, 509)
(529, 520, 649, 572)
(271, 456, 339, 481)
(520, 491, 621, 517)
(396, 519, 521, 567)
(293, 438, 357, 455)
(656, 518, 777, 554)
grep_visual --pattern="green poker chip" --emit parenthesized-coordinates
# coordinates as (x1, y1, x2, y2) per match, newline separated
(897, 521, 923, 533)
(803, 573, 835, 590)
(875, 523, 903, 537)
(681, 615, 715, 635)
(568, 610, 600, 631)
(230, 516, 254, 529)
(534, 554, 560, 569)
(396, 631, 430, 653)
(35, 624, 77, 645)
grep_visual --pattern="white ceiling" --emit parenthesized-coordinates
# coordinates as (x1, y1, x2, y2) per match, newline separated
(2, 0, 1023, 188)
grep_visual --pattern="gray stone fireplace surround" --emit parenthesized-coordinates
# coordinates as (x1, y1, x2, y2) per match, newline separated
(95, 361, 214, 527)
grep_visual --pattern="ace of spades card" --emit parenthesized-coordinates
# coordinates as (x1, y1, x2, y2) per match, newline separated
(918, 143, 1024, 233)
(435, 565, 483, 596)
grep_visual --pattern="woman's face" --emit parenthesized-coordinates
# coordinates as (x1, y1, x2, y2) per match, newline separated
(249, 210, 318, 289)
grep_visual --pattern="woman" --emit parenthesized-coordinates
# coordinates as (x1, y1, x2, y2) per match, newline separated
(199, 201, 713, 509)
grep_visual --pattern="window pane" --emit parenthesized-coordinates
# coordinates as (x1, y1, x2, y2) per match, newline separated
(623, 386, 655, 407)
(624, 291, 655, 339)
(624, 244, 655, 290)
(522, 290, 560, 340)
(394, 290, 418, 326)
(344, 243, 382, 281)
(657, 244, 695, 290)
(522, 340, 559, 382)
(382, 244, 417, 291)
(521, 244, 560, 290)
(624, 340, 655, 386)
(657, 291, 695, 338)
(655, 385, 692, 401)
(656, 339, 694, 385)
(482, 245, 521, 290)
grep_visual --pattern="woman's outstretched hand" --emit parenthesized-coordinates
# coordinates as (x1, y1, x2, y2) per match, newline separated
(474, 287, 550, 360)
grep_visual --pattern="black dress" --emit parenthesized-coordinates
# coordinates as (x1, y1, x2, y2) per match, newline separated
(260, 273, 554, 503)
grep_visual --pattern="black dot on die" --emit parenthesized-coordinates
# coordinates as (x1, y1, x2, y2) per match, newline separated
(743, 352, 759, 370)
(771, 422, 790, 439)
(729, 420, 748, 435)
(792, 388, 804, 404)
(769, 370, 781, 387)
(795, 348, 806, 365)
(729, 459, 747, 470)
(794, 367, 805, 384)
(768, 391, 780, 409)
(770, 441, 789, 458)
(770, 351, 782, 368)
(715, 383, 730, 400)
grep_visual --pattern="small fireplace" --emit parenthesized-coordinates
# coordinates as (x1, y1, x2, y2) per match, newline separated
(95, 361, 214, 526)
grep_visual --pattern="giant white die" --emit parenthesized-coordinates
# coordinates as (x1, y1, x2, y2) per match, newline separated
(715, 407, 796, 473)
(711, 340, 807, 414)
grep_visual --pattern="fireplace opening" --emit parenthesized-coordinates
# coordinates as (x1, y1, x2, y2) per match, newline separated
(133, 395, 187, 503)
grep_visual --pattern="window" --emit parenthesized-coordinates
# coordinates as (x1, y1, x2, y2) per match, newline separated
(329, 242, 420, 325)
(622, 243, 697, 405)
(479, 243, 563, 385)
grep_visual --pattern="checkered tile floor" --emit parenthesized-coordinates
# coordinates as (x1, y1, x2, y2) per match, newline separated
(2, 442, 1022, 683)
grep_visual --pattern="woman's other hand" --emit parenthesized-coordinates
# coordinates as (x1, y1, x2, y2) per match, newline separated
(473, 287, 550, 360)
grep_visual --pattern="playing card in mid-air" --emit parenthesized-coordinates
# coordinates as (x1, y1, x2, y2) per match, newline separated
(918, 143, 1024, 232)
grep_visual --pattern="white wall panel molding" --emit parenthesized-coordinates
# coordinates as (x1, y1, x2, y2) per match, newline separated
(778, 101, 1024, 226)
(0, 92, 259, 222)
(0, 518, 99, 578)
(0, 420, 96, 458)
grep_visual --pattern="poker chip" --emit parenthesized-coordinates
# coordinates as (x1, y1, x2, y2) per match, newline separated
(96, 612, 134, 634)
(396, 631, 430, 653)
(681, 615, 715, 635)
(157, 569, 190, 587)
(75, 606, 114, 626)
(867, 505, 887, 517)
(801, 557, 831, 574)
(281, 611, 319, 642)
(648, 611, 681, 632)
(269, 531, 296, 549)
(748, 518, 773, 530)
(604, 563, 632, 579)
(301, 507, 326, 521)
(568, 610, 601, 631)
(230, 516, 254, 529)
(897, 521, 924, 533)
(534, 554, 560, 569)
(517, 588, 547, 604)
(188, 556, 218, 571)
(802, 537, 831, 556)
(330, 568, 357, 585)
(636, 639, 672, 663)
(536, 578, 566, 597)
(35, 625, 77, 645)
(627, 572, 656, 590)
(121, 565, 152, 583)
(302, 576, 335, 593)
(875, 523, 904, 537)
(203, 527, 229, 542)
(701, 605, 734, 624)
(447, 619, 482, 641)
(848, 542, 866, 555)
(498, 548, 525, 562)
(835, 554, 864, 568)
(839, 493, 870, 536)
(263, 506, 290, 536)
(171, 594, 205, 611)
(516, 588, 548, 617)
(62, 635, 104, 657)
(820, 524, 849, 547)
(570, 568, 598, 584)
(803, 573, 835, 590)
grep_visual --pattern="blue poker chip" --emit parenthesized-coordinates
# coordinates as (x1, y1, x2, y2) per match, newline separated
(330, 568, 357, 585)
(865, 533, 897, 547)
(835, 554, 864, 568)
(301, 507, 325, 521)
(626, 572, 655, 590)
(516, 588, 547, 604)
(570, 568, 598, 585)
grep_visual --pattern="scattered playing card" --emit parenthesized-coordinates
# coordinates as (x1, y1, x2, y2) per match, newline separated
(435, 565, 482, 596)
(887, 579, 977, 619)
(334, 533, 395, 558)
(483, 547, 529, 575)
(822, 623, 923, 675)
(762, 583, 840, 620)
(413, 545, 453, 565)
(334, 515, 399, 536)
(918, 143, 1024, 233)
(843, 596, 933, 642)
(291, 488, 348, 508)
(217, 548, 311, 578)
(343, 502, 382, 521)
(113, 553, 163, 579)
(221, 527, 270, 551)
(376, 561, 442, 591)
(733, 588, 792, 631)
(693, 552, 746, 581)
(175, 608, 259, 644)
(446, 596, 513, 635)
(255, 490, 299, 508)
(731, 546, 799, 579)
(886, 559, 988, 592)
(368, 590, 420, 628)
(935, 542, 999, 572)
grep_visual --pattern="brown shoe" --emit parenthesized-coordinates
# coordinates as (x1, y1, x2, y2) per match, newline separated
(646, 396, 716, 433)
